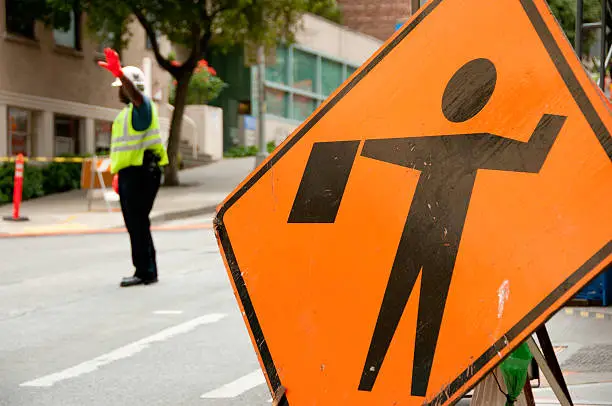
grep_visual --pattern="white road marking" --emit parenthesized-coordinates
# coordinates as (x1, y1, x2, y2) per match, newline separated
(153, 310, 184, 315)
(20, 313, 226, 388)
(201, 369, 266, 399)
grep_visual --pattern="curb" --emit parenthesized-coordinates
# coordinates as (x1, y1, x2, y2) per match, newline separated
(0, 204, 219, 238)
(104, 204, 219, 230)
(561, 307, 612, 321)
(149, 204, 218, 225)
(0, 222, 213, 239)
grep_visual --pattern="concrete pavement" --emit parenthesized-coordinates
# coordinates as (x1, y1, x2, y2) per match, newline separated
(0, 157, 255, 237)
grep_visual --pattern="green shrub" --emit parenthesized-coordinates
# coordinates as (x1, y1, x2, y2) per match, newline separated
(0, 153, 87, 204)
(23, 165, 45, 200)
(0, 163, 45, 204)
(224, 141, 278, 158)
(42, 161, 82, 194)
(0, 163, 14, 204)
(224, 145, 258, 158)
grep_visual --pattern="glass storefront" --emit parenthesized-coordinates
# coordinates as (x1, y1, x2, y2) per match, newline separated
(8, 107, 31, 156)
(266, 47, 289, 85)
(54, 115, 80, 156)
(322, 59, 344, 96)
(263, 45, 359, 122)
(95, 120, 112, 155)
(265, 88, 289, 118)
(292, 94, 317, 122)
(292, 49, 317, 92)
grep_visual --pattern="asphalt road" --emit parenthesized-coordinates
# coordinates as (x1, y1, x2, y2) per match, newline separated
(1, 218, 612, 406)
(0, 225, 271, 406)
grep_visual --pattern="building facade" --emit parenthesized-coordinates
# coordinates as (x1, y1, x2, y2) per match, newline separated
(335, 0, 413, 41)
(211, 13, 383, 149)
(0, 0, 173, 159)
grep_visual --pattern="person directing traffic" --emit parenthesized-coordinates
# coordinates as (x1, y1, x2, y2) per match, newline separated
(99, 48, 169, 288)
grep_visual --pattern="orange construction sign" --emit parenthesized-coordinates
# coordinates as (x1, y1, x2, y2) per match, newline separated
(214, 0, 612, 404)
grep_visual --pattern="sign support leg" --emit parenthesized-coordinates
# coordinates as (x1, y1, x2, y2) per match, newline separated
(272, 385, 288, 406)
(526, 333, 573, 406)
(523, 377, 536, 406)
(535, 325, 572, 403)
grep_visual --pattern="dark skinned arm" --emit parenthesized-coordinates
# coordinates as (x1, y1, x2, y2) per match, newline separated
(118, 74, 144, 107)
(98, 47, 144, 107)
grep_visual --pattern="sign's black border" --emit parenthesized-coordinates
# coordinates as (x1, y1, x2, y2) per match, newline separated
(214, 0, 612, 404)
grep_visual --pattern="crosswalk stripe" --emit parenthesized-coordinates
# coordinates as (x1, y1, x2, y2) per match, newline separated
(201, 369, 266, 399)
(20, 314, 226, 388)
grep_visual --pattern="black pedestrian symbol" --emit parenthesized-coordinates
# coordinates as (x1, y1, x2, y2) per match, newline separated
(288, 58, 566, 397)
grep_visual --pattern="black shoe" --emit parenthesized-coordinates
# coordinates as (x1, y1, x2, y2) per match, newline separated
(120, 276, 158, 287)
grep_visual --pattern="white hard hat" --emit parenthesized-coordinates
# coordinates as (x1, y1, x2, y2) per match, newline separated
(112, 66, 146, 90)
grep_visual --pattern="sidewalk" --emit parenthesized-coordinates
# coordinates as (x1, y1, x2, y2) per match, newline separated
(0, 157, 256, 237)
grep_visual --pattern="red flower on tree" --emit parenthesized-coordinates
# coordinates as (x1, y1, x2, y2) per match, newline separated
(169, 58, 226, 106)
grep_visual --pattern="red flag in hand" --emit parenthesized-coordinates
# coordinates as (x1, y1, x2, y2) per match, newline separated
(112, 174, 119, 194)
(98, 48, 123, 78)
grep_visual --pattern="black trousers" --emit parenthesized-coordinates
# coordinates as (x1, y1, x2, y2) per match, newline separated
(118, 162, 161, 280)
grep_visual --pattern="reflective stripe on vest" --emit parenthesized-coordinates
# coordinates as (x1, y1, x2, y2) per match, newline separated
(111, 108, 163, 153)
(110, 102, 168, 174)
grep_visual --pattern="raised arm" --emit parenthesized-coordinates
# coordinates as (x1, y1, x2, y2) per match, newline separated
(479, 114, 566, 173)
(98, 48, 144, 107)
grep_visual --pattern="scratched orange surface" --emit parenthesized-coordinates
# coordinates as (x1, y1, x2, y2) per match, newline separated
(216, 0, 612, 404)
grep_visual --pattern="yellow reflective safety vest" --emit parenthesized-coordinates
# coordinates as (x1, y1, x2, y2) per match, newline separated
(110, 102, 169, 174)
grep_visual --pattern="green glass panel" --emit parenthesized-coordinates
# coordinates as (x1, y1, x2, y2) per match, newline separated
(346, 66, 358, 79)
(292, 94, 316, 121)
(322, 59, 343, 96)
(266, 46, 288, 85)
(265, 88, 289, 118)
(293, 49, 317, 92)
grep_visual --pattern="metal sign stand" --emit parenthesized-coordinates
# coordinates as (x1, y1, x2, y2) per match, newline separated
(272, 385, 288, 406)
(526, 325, 574, 406)
(470, 325, 572, 406)
(86, 156, 116, 213)
(576, 0, 610, 90)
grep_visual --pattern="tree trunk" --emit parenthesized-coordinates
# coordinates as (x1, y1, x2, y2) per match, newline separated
(163, 73, 191, 186)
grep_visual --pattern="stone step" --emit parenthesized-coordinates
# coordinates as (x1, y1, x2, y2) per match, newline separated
(181, 157, 215, 169)
(178, 146, 215, 169)
(179, 147, 212, 159)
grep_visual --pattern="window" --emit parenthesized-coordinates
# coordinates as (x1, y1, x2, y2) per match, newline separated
(266, 46, 289, 85)
(54, 115, 80, 155)
(5, 0, 36, 39)
(292, 95, 316, 121)
(322, 59, 343, 96)
(53, 9, 82, 50)
(8, 108, 31, 156)
(95, 121, 112, 155)
(346, 66, 358, 78)
(262, 45, 362, 122)
(293, 49, 317, 92)
(265, 88, 289, 118)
